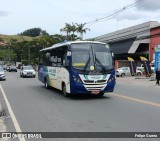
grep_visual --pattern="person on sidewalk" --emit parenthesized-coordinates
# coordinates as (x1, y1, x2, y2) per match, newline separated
(156, 68, 160, 85)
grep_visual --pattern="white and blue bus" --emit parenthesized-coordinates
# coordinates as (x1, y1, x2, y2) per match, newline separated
(38, 41, 116, 96)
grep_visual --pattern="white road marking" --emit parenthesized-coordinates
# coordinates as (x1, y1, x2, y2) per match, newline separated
(0, 84, 26, 141)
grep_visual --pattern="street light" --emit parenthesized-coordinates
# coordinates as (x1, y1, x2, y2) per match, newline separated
(21, 50, 23, 61)
(28, 46, 31, 65)
(28, 43, 40, 65)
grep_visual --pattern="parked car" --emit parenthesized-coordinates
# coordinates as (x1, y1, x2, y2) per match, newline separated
(137, 64, 155, 73)
(6, 66, 10, 71)
(20, 66, 36, 78)
(2, 65, 7, 71)
(9, 66, 17, 72)
(0, 67, 6, 80)
(116, 67, 142, 77)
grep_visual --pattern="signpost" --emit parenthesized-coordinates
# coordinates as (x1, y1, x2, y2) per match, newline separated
(140, 56, 151, 77)
(128, 57, 136, 76)
(155, 45, 160, 73)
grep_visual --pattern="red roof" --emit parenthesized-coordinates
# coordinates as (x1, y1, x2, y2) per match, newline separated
(0, 42, 6, 46)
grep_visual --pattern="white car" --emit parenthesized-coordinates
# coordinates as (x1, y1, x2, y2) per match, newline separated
(137, 64, 155, 72)
(0, 67, 6, 80)
(116, 67, 142, 77)
(20, 66, 36, 78)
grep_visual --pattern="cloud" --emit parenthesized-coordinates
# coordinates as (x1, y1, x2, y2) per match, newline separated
(0, 11, 9, 16)
(136, 0, 160, 11)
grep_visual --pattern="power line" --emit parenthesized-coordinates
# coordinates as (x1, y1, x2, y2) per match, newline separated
(86, 0, 144, 26)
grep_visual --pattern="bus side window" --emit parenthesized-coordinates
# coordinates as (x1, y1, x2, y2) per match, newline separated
(63, 51, 69, 66)
(50, 50, 57, 66)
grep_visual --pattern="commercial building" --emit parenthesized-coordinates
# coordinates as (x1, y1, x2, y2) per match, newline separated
(95, 21, 160, 67)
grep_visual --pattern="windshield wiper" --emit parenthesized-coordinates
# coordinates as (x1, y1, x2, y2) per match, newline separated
(83, 52, 90, 72)
(94, 52, 106, 72)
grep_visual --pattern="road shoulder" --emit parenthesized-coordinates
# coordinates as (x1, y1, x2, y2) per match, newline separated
(0, 84, 17, 141)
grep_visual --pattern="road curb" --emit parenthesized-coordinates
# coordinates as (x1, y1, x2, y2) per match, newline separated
(0, 117, 9, 141)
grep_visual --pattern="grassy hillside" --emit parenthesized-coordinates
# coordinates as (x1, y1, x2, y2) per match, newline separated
(0, 34, 40, 43)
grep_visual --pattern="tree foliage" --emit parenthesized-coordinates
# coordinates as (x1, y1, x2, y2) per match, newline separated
(3, 34, 66, 64)
(1, 23, 90, 64)
(19, 28, 48, 37)
(0, 37, 4, 42)
(0, 49, 16, 62)
(75, 23, 90, 40)
(60, 22, 90, 40)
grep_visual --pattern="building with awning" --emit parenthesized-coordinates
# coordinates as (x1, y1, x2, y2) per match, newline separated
(95, 21, 160, 62)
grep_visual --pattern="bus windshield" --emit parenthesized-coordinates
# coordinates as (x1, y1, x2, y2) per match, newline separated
(71, 43, 113, 73)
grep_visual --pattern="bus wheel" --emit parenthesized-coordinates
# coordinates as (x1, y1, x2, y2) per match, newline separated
(62, 83, 69, 97)
(45, 79, 49, 89)
(98, 92, 104, 97)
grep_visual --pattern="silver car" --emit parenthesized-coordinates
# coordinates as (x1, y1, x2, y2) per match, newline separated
(116, 67, 142, 77)
(0, 67, 6, 80)
(20, 66, 36, 78)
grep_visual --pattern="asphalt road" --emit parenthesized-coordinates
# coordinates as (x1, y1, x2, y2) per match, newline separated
(0, 71, 160, 141)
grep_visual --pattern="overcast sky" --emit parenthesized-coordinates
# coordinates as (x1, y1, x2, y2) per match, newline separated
(1, 0, 160, 39)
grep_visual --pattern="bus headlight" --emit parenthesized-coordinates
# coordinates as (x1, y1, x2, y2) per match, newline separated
(73, 75, 82, 83)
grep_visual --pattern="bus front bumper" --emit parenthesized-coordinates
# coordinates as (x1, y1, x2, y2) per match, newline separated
(70, 81, 115, 95)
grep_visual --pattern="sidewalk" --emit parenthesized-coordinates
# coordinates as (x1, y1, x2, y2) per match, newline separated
(0, 102, 7, 140)
(0, 92, 9, 141)
(0, 117, 7, 132)
(0, 117, 9, 141)
(116, 76, 159, 87)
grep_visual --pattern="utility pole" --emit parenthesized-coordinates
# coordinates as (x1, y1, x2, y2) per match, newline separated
(28, 46, 30, 65)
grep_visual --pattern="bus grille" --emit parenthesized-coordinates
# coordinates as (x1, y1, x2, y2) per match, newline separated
(83, 80, 107, 91)
(84, 80, 94, 83)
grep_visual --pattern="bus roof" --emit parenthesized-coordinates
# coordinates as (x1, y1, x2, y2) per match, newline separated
(40, 41, 106, 52)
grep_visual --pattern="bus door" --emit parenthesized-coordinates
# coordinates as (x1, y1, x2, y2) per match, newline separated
(56, 67, 62, 90)
(48, 67, 57, 88)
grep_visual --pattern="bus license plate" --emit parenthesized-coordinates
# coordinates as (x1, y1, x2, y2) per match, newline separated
(91, 90, 100, 94)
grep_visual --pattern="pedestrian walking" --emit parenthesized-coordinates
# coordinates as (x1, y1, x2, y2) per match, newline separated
(156, 68, 160, 85)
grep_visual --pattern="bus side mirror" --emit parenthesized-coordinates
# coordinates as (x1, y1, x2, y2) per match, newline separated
(67, 51, 71, 57)
(63, 59, 69, 67)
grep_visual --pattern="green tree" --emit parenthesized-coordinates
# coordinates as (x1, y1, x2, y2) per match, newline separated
(0, 37, 4, 42)
(41, 30, 49, 36)
(60, 23, 79, 41)
(51, 34, 66, 43)
(7, 39, 27, 62)
(76, 23, 90, 40)
(60, 23, 73, 40)
(0, 49, 16, 63)
(19, 28, 45, 37)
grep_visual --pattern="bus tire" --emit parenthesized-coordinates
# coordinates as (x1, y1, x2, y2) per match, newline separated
(45, 78, 50, 89)
(62, 83, 69, 97)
